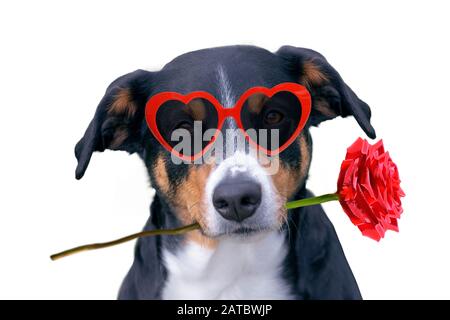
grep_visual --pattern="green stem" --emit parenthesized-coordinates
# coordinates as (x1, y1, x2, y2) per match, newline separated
(285, 193, 339, 210)
(50, 223, 200, 261)
(51, 193, 341, 260)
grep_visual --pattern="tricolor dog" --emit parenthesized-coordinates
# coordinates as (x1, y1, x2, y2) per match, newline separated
(75, 45, 375, 299)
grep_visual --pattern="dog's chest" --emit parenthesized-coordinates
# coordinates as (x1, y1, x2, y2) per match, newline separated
(161, 231, 292, 299)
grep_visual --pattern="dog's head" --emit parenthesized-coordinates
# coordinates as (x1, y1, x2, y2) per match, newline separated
(75, 45, 375, 243)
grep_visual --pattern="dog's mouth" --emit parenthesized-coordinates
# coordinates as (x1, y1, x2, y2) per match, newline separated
(231, 226, 274, 237)
(201, 221, 277, 239)
(233, 226, 262, 235)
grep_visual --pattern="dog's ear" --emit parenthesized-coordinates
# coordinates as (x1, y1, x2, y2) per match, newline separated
(276, 46, 376, 138)
(75, 69, 153, 179)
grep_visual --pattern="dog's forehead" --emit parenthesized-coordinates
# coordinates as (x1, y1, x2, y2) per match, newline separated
(153, 45, 293, 104)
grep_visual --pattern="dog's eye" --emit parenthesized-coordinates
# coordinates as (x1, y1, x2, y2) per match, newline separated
(264, 110, 284, 125)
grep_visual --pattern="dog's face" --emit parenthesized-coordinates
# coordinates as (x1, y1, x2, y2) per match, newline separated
(75, 45, 375, 244)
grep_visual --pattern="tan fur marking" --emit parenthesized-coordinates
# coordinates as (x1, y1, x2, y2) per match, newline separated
(173, 164, 218, 248)
(301, 60, 329, 86)
(187, 99, 207, 120)
(246, 93, 268, 114)
(315, 98, 337, 118)
(271, 165, 298, 229)
(268, 133, 311, 227)
(109, 127, 128, 149)
(298, 133, 311, 182)
(271, 164, 300, 201)
(153, 155, 170, 195)
(108, 88, 137, 118)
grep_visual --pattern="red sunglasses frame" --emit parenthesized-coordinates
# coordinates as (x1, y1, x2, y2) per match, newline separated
(145, 82, 311, 162)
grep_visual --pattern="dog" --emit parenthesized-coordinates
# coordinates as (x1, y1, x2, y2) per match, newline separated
(75, 45, 375, 299)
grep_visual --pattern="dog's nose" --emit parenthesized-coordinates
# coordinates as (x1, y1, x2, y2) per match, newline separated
(212, 177, 262, 222)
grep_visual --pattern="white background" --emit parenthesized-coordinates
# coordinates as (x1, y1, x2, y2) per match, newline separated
(1, 0, 449, 299)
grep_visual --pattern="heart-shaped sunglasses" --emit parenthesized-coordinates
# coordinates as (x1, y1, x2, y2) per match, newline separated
(145, 82, 311, 161)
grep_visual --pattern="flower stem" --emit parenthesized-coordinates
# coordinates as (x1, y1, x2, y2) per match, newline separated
(50, 193, 340, 260)
(285, 193, 339, 210)
(50, 223, 200, 261)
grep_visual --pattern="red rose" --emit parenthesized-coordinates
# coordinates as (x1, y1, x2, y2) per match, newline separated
(337, 138, 405, 241)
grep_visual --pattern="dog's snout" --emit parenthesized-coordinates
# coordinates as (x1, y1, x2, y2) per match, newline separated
(212, 177, 262, 222)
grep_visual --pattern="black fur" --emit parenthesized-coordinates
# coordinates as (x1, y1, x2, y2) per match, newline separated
(75, 45, 374, 300)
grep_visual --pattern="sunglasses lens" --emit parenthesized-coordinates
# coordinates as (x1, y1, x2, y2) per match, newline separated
(155, 98, 218, 157)
(240, 91, 303, 152)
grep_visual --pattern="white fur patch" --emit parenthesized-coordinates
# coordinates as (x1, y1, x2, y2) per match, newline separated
(216, 64, 235, 109)
(204, 151, 281, 236)
(161, 231, 293, 299)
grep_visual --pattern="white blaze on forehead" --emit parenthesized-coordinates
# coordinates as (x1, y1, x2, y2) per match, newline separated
(216, 64, 235, 109)
(216, 64, 247, 157)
